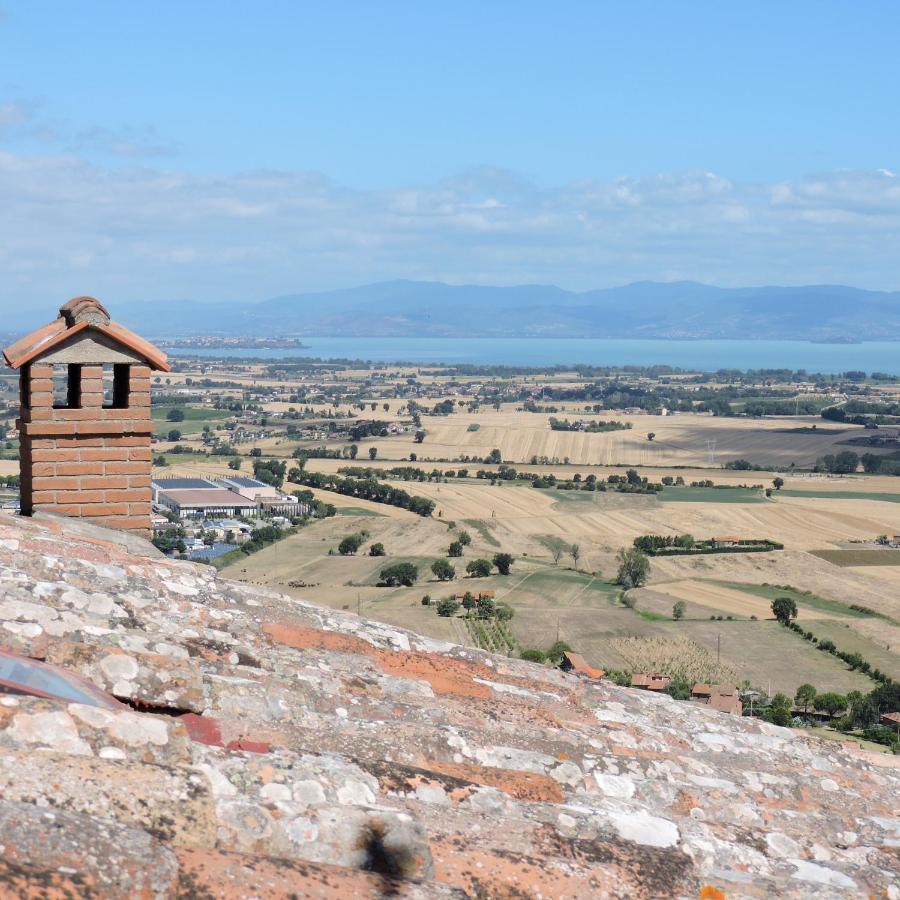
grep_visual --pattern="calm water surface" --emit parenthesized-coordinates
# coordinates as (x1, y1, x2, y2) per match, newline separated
(171, 337, 899, 374)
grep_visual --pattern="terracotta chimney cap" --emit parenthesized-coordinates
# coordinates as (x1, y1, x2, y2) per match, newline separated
(59, 296, 111, 327)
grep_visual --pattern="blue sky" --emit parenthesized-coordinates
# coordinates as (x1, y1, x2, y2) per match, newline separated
(1, 2, 900, 305)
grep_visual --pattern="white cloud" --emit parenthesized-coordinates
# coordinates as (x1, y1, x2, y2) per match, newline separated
(1, 153, 900, 308)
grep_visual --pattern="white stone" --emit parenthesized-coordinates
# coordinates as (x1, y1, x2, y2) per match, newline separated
(336, 779, 375, 806)
(594, 773, 636, 799)
(260, 782, 292, 803)
(609, 812, 679, 848)
(7, 711, 92, 756)
(415, 784, 449, 805)
(766, 832, 801, 858)
(98, 746, 127, 760)
(196, 764, 238, 798)
(292, 780, 327, 806)
(820, 778, 839, 792)
(99, 653, 140, 682)
(789, 859, 856, 889)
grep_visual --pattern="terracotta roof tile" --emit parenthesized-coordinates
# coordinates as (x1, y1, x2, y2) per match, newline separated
(3, 297, 169, 371)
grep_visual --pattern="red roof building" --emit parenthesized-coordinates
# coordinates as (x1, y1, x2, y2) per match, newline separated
(559, 652, 604, 680)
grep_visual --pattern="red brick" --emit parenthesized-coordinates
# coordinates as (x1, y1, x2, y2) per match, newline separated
(31, 490, 57, 504)
(128, 448, 152, 461)
(32, 476, 79, 491)
(106, 459, 149, 470)
(56, 490, 104, 503)
(127, 474, 151, 488)
(82, 476, 129, 490)
(47, 504, 83, 516)
(127, 505, 151, 517)
(56, 462, 104, 476)
(29, 364, 53, 378)
(79, 503, 129, 517)
(25, 408, 55, 421)
(31, 462, 56, 477)
(130, 365, 152, 378)
(106, 435, 149, 447)
(24, 422, 77, 437)
(31, 449, 77, 462)
(106, 489, 150, 503)
(53, 437, 104, 447)
(79, 449, 124, 461)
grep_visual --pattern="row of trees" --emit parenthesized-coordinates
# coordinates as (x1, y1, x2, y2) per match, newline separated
(289, 470, 436, 516)
(378, 552, 515, 587)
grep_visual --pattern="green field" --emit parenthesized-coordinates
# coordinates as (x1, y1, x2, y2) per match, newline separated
(152, 404, 233, 436)
(713, 581, 873, 618)
(780, 489, 900, 503)
(335, 506, 385, 517)
(810, 549, 900, 567)
(660, 486, 765, 503)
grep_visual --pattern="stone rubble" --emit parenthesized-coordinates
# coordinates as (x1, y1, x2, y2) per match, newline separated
(0, 512, 896, 898)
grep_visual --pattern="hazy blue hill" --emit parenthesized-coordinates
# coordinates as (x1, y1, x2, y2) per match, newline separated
(15, 280, 899, 340)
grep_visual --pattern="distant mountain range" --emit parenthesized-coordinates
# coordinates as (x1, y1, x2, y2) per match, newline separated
(12, 281, 900, 341)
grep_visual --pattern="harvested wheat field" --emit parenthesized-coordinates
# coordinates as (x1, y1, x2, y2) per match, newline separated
(374, 410, 870, 468)
(649, 579, 847, 621)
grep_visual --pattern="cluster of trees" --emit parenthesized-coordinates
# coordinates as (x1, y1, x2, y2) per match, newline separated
(430, 592, 512, 619)
(378, 551, 514, 587)
(632, 534, 781, 557)
(348, 420, 390, 441)
(634, 534, 696, 553)
(288, 470, 436, 516)
(253, 458, 287, 488)
(814, 451, 860, 474)
(548, 417, 632, 432)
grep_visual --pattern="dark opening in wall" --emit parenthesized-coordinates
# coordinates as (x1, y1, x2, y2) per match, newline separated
(102, 363, 130, 409)
(52, 364, 81, 409)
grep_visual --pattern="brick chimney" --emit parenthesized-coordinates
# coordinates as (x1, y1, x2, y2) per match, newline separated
(3, 297, 169, 533)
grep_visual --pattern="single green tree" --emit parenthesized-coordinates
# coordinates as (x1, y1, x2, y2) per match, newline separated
(771, 596, 798, 624)
(379, 563, 419, 587)
(772, 476, 784, 490)
(368, 542, 386, 557)
(672, 600, 686, 620)
(570, 543, 581, 567)
(167, 429, 182, 442)
(436, 597, 460, 617)
(794, 683, 817, 715)
(368, 446, 378, 460)
(814, 692, 848, 718)
(448, 541, 463, 557)
(166, 407, 185, 422)
(338, 534, 363, 555)
(466, 558, 492, 578)
(492, 552, 514, 575)
(431, 559, 456, 581)
(616, 547, 650, 588)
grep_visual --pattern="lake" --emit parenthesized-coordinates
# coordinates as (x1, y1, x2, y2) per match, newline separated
(170, 337, 899, 373)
